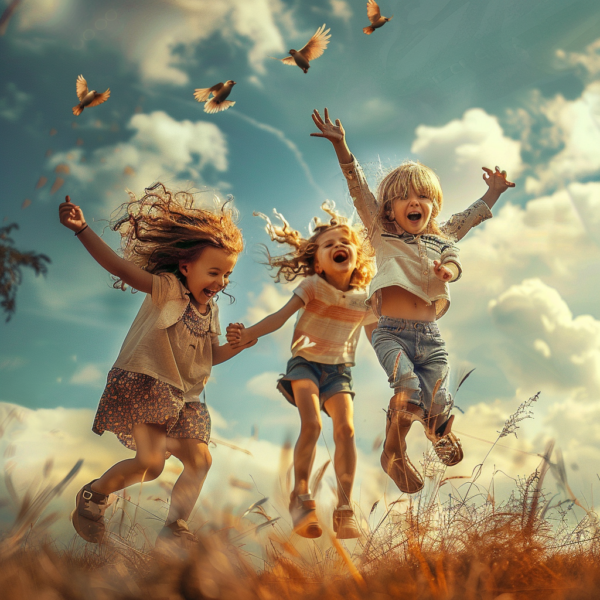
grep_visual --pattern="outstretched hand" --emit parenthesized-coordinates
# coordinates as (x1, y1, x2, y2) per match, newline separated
(310, 108, 345, 143)
(59, 195, 86, 233)
(482, 166, 515, 195)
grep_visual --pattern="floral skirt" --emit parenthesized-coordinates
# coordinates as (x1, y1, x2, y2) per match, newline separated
(93, 368, 211, 451)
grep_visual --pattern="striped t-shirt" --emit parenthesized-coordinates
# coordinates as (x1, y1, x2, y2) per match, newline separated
(291, 274, 377, 366)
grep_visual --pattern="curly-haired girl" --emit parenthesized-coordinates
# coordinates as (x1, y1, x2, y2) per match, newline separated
(58, 184, 255, 546)
(226, 203, 376, 540)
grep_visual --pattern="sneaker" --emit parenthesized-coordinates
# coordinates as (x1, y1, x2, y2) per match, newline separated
(71, 480, 109, 543)
(333, 505, 360, 539)
(290, 493, 322, 538)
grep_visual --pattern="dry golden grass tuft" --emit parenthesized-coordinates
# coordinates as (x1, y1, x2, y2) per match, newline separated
(2, 394, 600, 599)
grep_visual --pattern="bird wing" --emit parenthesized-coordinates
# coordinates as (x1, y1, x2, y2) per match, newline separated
(366, 0, 382, 23)
(88, 89, 110, 108)
(297, 24, 331, 62)
(75, 75, 88, 101)
(194, 83, 223, 102)
(277, 56, 297, 66)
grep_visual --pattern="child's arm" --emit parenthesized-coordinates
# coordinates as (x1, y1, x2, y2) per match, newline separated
(440, 167, 515, 243)
(481, 166, 515, 210)
(211, 327, 257, 365)
(225, 295, 305, 349)
(59, 196, 153, 294)
(311, 108, 379, 231)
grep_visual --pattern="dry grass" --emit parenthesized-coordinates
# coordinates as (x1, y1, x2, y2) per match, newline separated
(2, 395, 600, 599)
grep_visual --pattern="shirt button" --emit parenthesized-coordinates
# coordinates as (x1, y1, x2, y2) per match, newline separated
(423, 271, 427, 275)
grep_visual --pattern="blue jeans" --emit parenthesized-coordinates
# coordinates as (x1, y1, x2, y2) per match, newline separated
(371, 316, 450, 413)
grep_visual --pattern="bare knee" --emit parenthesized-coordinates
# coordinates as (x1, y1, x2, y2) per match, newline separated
(333, 422, 355, 444)
(300, 419, 322, 442)
(182, 443, 212, 477)
(134, 453, 165, 481)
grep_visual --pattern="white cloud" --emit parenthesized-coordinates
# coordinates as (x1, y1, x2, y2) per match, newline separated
(12, 0, 288, 83)
(48, 111, 229, 211)
(246, 371, 285, 402)
(456, 182, 600, 297)
(0, 82, 32, 122)
(243, 282, 291, 326)
(330, 0, 353, 23)
(69, 364, 105, 387)
(525, 81, 600, 194)
(556, 37, 600, 79)
(488, 279, 600, 397)
(411, 108, 524, 215)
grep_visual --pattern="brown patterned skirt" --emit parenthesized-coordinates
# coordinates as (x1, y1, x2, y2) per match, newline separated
(93, 368, 211, 451)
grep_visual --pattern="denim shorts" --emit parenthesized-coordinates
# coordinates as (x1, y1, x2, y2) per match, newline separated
(277, 356, 354, 415)
(371, 316, 450, 412)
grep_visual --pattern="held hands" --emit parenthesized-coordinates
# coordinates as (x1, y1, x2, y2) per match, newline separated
(433, 260, 453, 282)
(226, 322, 256, 350)
(482, 166, 515, 195)
(58, 195, 87, 233)
(311, 108, 345, 144)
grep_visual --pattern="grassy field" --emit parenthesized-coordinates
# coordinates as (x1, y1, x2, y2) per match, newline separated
(2, 395, 600, 600)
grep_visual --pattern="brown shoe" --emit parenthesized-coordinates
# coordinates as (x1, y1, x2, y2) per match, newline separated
(333, 505, 360, 539)
(71, 480, 109, 543)
(424, 382, 464, 467)
(290, 493, 322, 538)
(380, 394, 424, 494)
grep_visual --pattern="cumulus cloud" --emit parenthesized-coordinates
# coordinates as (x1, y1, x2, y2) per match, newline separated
(48, 110, 229, 210)
(12, 0, 288, 83)
(524, 81, 600, 194)
(488, 279, 600, 397)
(456, 181, 600, 297)
(411, 108, 524, 214)
(556, 37, 600, 80)
(330, 0, 353, 23)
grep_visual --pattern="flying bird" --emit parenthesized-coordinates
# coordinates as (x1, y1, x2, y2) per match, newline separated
(193, 80, 236, 114)
(72, 75, 110, 116)
(363, 0, 393, 35)
(273, 24, 331, 73)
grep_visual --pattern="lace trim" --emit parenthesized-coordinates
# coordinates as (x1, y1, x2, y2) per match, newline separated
(181, 302, 211, 338)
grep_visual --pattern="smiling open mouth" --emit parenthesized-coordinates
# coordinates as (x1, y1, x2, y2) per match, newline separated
(203, 288, 218, 298)
(408, 212, 422, 221)
(333, 249, 349, 263)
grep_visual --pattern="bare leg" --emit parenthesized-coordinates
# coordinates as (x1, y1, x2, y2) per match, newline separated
(91, 423, 167, 495)
(290, 379, 322, 500)
(323, 393, 356, 508)
(165, 438, 212, 524)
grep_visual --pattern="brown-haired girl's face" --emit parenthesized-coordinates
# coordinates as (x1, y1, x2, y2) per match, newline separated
(179, 246, 238, 309)
(313, 227, 358, 278)
(392, 186, 434, 235)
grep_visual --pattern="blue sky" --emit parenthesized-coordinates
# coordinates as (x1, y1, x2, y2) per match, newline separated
(2, 0, 600, 535)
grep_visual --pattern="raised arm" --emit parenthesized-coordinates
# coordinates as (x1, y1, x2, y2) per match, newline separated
(226, 295, 304, 349)
(59, 195, 153, 293)
(440, 166, 515, 242)
(311, 108, 379, 231)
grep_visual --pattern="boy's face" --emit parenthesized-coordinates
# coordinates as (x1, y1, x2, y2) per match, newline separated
(314, 227, 357, 278)
(392, 187, 434, 235)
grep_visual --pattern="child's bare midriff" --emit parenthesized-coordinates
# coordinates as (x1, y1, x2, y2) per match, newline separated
(380, 285, 436, 322)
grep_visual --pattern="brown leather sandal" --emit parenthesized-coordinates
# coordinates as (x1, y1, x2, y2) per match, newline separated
(290, 493, 322, 538)
(71, 480, 109, 543)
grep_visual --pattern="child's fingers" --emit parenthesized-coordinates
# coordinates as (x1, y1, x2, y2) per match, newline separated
(310, 133, 325, 137)
(65, 195, 71, 203)
(324, 107, 331, 123)
(313, 109, 324, 124)
(482, 167, 493, 176)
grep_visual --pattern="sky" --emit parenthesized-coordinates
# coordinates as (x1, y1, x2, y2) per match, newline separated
(1, 0, 600, 541)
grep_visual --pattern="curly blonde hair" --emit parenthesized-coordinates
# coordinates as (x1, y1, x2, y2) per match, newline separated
(255, 201, 374, 289)
(110, 182, 243, 292)
(377, 160, 445, 237)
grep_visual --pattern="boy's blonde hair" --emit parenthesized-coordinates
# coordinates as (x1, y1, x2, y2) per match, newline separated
(255, 202, 374, 289)
(110, 182, 243, 291)
(377, 160, 445, 237)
